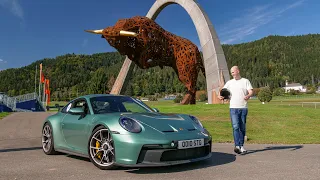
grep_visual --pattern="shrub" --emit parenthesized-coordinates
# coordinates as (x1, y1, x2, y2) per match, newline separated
(306, 86, 316, 94)
(173, 94, 183, 103)
(199, 93, 207, 102)
(273, 87, 285, 96)
(288, 89, 300, 95)
(148, 95, 158, 101)
(258, 86, 273, 103)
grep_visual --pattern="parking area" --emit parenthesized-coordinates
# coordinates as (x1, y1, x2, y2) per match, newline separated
(0, 112, 319, 180)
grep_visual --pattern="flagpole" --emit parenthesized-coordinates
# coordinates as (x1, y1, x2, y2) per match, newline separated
(47, 79, 50, 106)
(39, 64, 42, 101)
(43, 80, 46, 107)
(45, 79, 48, 107)
(35, 65, 37, 94)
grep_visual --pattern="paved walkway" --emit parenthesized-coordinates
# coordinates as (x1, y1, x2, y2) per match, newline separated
(0, 112, 319, 180)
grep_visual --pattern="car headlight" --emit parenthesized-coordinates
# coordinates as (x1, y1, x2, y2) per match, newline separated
(119, 117, 142, 133)
(189, 115, 203, 128)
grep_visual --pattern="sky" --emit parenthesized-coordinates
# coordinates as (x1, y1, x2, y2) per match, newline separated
(0, 0, 319, 70)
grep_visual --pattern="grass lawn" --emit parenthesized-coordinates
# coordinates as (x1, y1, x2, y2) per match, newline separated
(0, 112, 10, 120)
(144, 98, 320, 144)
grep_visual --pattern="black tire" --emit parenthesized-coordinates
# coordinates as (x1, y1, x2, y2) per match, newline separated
(88, 126, 117, 170)
(42, 122, 58, 155)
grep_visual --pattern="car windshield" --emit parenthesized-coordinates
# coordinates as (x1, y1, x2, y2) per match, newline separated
(90, 96, 153, 114)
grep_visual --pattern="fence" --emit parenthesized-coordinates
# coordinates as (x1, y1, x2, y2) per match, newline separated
(301, 102, 320, 109)
(0, 94, 16, 110)
(14, 92, 38, 103)
(0, 92, 45, 112)
(272, 94, 320, 100)
(279, 101, 320, 109)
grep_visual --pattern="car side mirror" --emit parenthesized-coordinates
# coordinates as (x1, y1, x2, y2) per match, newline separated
(153, 108, 160, 112)
(69, 107, 85, 115)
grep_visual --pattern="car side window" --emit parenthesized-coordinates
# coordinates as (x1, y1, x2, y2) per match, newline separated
(92, 100, 119, 114)
(73, 99, 90, 114)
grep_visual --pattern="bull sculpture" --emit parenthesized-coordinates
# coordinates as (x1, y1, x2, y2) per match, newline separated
(85, 16, 205, 104)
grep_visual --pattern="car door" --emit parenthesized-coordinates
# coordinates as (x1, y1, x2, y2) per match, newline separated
(61, 98, 92, 153)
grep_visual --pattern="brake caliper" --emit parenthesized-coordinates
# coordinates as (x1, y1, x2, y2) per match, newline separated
(96, 140, 102, 159)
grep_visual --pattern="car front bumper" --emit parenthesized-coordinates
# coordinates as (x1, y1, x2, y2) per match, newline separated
(112, 132, 212, 167)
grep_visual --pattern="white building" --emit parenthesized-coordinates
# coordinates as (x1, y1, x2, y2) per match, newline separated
(283, 80, 306, 93)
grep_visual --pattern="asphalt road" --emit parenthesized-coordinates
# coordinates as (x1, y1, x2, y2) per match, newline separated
(0, 112, 319, 180)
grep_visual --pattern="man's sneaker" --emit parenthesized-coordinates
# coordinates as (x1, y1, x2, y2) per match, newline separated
(234, 146, 241, 154)
(240, 146, 247, 154)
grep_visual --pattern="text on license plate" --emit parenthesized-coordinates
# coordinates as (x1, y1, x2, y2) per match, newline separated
(178, 139, 204, 149)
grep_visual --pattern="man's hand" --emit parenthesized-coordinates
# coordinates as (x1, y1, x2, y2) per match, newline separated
(244, 95, 250, 100)
(244, 89, 253, 100)
(218, 95, 224, 100)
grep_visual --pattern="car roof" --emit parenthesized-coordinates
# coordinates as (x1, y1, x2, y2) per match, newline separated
(77, 94, 128, 100)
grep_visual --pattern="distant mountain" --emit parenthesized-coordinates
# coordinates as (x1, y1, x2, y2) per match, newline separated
(0, 34, 319, 100)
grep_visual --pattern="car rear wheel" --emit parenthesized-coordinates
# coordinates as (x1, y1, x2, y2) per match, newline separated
(42, 123, 58, 155)
(88, 126, 117, 170)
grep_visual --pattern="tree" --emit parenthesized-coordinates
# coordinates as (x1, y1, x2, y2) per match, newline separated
(273, 87, 285, 96)
(258, 86, 273, 103)
(107, 76, 116, 92)
(89, 68, 108, 94)
(71, 85, 78, 98)
(124, 83, 133, 96)
(133, 83, 142, 96)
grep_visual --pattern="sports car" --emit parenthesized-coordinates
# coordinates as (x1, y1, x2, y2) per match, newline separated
(41, 94, 212, 170)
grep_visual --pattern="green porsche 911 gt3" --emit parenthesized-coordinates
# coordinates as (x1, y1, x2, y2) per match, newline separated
(41, 94, 212, 170)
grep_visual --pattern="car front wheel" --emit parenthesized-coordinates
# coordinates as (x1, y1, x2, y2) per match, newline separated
(42, 123, 58, 155)
(88, 126, 117, 170)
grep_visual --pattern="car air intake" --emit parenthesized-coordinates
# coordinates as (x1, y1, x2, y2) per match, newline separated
(162, 130, 175, 132)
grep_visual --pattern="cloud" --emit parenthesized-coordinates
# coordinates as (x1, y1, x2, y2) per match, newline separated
(219, 0, 306, 44)
(0, 0, 24, 20)
(0, 58, 7, 63)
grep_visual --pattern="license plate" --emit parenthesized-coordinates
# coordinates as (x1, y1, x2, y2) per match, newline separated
(178, 139, 204, 149)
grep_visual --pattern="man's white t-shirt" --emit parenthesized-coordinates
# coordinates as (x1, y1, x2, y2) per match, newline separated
(223, 78, 253, 108)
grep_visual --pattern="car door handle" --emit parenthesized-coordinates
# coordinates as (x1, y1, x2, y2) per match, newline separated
(62, 123, 65, 126)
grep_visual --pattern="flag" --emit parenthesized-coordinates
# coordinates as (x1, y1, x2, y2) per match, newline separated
(41, 72, 45, 83)
(47, 90, 51, 104)
(45, 79, 49, 94)
(45, 79, 51, 104)
(40, 63, 45, 83)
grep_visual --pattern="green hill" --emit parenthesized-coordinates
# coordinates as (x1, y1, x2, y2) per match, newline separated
(223, 34, 320, 88)
(0, 34, 319, 101)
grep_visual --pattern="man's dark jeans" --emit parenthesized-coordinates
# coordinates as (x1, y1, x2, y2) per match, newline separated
(230, 108, 248, 147)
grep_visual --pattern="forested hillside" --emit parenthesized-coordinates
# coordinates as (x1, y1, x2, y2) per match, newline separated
(0, 34, 319, 100)
(223, 34, 320, 88)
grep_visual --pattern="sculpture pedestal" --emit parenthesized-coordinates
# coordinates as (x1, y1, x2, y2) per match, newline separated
(212, 90, 222, 104)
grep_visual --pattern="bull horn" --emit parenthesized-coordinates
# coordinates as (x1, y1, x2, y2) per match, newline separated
(84, 29, 103, 34)
(120, 30, 138, 37)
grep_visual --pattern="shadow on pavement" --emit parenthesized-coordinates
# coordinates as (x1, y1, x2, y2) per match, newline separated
(122, 152, 236, 174)
(245, 145, 303, 155)
(66, 154, 91, 162)
(0, 146, 42, 153)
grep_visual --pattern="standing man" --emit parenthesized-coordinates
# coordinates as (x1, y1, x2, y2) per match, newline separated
(218, 66, 253, 154)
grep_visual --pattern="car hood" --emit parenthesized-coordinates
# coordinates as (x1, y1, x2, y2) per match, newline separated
(120, 112, 197, 133)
